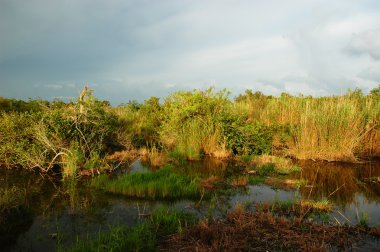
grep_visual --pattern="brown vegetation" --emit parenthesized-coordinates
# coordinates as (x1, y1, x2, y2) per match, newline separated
(163, 205, 377, 251)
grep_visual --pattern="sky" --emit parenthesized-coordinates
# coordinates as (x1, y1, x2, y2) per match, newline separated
(1, 0, 380, 104)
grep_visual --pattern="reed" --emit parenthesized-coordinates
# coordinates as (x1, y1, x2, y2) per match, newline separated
(245, 92, 380, 161)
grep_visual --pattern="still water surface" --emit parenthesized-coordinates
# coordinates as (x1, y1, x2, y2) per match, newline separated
(1, 159, 380, 251)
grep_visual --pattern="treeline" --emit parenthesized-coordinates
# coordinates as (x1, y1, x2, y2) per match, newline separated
(0, 86, 379, 175)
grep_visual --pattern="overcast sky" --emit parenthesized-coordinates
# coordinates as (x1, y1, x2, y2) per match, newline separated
(1, 0, 380, 104)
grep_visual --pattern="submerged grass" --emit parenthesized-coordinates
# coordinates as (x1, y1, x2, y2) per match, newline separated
(60, 208, 196, 252)
(91, 166, 201, 199)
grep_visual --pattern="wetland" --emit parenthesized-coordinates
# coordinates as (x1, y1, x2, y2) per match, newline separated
(0, 87, 380, 251)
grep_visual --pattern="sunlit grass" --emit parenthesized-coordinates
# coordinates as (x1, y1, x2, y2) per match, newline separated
(91, 166, 201, 199)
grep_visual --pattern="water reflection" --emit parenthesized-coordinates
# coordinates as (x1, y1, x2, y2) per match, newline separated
(295, 161, 380, 207)
(1, 159, 380, 250)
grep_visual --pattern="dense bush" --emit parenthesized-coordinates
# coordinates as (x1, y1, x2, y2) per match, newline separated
(0, 90, 120, 175)
(222, 116, 274, 155)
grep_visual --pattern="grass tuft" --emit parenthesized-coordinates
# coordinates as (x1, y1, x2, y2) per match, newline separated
(91, 166, 201, 199)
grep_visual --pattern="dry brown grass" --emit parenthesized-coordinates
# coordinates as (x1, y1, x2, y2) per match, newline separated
(251, 155, 300, 174)
(106, 147, 168, 167)
(251, 155, 291, 167)
(210, 147, 232, 160)
(230, 176, 248, 187)
(361, 128, 380, 158)
(265, 177, 305, 190)
(129, 147, 168, 167)
(200, 176, 220, 190)
(106, 150, 139, 162)
(163, 205, 373, 252)
(300, 199, 333, 212)
(235, 94, 380, 161)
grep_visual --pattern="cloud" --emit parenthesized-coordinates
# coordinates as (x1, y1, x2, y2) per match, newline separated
(44, 84, 63, 90)
(346, 30, 380, 60)
(358, 64, 380, 82)
(1, 0, 380, 102)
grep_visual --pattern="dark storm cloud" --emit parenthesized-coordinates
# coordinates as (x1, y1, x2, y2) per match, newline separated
(1, 0, 380, 103)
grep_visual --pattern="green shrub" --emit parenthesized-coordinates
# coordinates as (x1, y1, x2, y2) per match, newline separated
(222, 116, 273, 155)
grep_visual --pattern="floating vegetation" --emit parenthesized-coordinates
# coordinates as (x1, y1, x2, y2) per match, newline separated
(90, 166, 201, 200)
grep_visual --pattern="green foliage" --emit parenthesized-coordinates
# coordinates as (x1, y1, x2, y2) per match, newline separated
(248, 176, 266, 185)
(357, 211, 369, 228)
(0, 89, 120, 174)
(222, 116, 273, 155)
(60, 208, 196, 252)
(0, 97, 47, 113)
(1, 86, 379, 174)
(0, 112, 45, 169)
(91, 166, 201, 199)
(160, 88, 231, 159)
(258, 163, 276, 176)
(132, 97, 163, 147)
(370, 84, 380, 96)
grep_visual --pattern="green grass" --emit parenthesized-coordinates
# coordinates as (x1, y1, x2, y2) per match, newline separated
(59, 208, 196, 252)
(91, 166, 201, 200)
(0, 187, 24, 213)
(248, 176, 266, 185)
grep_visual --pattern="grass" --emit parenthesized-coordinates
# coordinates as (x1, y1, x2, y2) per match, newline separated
(0, 186, 24, 214)
(0, 87, 379, 176)
(139, 147, 168, 167)
(251, 155, 302, 175)
(164, 204, 375, 251)
(60, 208, 196, 252)
(244, 92, 380, 161)
(230, 176, 248, 187)
(264, 197, 334, 216)
(265, 177, 308, 190)
(300, 199, 333, 212)
(248, 175, 266, 185)
(90, 166, 201, 200)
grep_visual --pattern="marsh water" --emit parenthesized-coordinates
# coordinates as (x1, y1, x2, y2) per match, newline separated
(1, 159, 380, 251)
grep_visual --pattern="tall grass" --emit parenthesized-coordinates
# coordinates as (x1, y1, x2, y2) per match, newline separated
(1, 87, 379, 171)
(91, 166, 201, 199)
(236, 90, 380, 161)
(159, 88, 231, 160)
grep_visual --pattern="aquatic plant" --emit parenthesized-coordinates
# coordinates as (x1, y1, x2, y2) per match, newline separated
(300, 198, 333, 212)
(60, 208, 196, 252)
(357, 210, 369, 228)
(91, 166, 201, 199)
